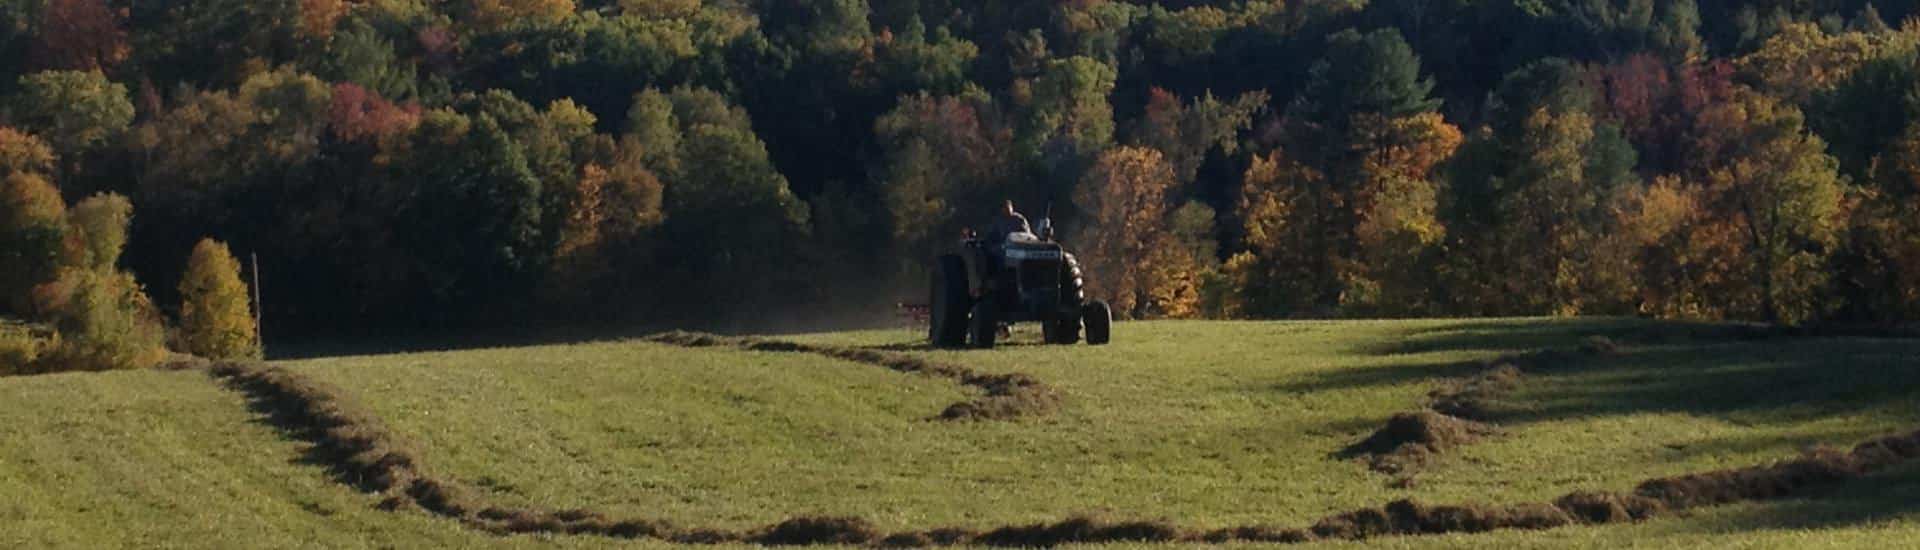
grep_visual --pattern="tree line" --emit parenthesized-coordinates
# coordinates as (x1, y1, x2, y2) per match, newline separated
(1, 0, 1918, 356)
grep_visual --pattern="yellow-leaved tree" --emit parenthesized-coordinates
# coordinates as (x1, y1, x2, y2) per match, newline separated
(464, 0, 575, 33)
(177, 238, 260, 360)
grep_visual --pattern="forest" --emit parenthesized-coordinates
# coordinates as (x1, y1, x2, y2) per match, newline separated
(2, 0, 1919, 354)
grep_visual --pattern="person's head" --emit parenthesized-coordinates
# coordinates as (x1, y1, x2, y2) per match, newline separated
(1003, 200, 1016, 215)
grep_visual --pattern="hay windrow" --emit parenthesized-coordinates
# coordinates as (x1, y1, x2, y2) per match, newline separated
(642, 331, 1061, 421)
(1343, 411, 1499, 474)
(191, 343, 1920, 547)
(1429, 363, 1524, 420)
(1344, 341, 1613, 474)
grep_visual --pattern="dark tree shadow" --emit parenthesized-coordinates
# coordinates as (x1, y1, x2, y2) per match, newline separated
(1360, 317, 1734, 356)
(218, 373, 392, 494)
(1486, 339, 1920, 426)
(1263, 317, 1920, 533)
(1264, 356, 1490, 394)
(1663, 462, 1920, 533)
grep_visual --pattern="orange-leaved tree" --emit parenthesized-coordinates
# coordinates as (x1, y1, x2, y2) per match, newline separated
(1070, 146, 1209, 318)
(0, 172, 68, 314)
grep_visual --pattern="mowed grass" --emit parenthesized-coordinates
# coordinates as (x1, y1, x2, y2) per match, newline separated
(5, 318, 1918, 548)
(0, 368, 667, 549)
(285, 319, 1920, 543)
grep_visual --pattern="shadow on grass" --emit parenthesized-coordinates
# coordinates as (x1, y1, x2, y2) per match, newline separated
(1490, 339, 1920, 426)
(862, 340, 1049, 352)
(1264, 356, 1490, 395)
(1665, 461, 1920, 533)
(221, 373, 392, 495)
(1260, 318, 1646, 395)
(1361, 317, 1721, 356)
(1276, 318, 1920, 427)
(1283, 319, 1920, 530)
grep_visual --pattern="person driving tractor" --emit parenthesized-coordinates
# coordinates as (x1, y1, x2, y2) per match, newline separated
(972, 200, 1033, 294)
(986, 200, 1032, 244)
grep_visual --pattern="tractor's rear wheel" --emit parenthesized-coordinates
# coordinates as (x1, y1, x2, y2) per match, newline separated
(1083, 300, 1112, 346)
(929, 255, 971, 348)
(968, 299, 999, 349)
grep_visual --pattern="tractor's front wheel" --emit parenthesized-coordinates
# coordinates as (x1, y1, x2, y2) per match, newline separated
(1043, 314, 1081, 345)
(929, 255, 971, 348)
(1083, 300, 1112, 346)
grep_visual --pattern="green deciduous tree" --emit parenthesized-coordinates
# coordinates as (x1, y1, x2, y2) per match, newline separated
(384, 110, 547, 321)
(1840, 118, 1920, 321)
(470, 11, 700, 133)
(1018, 56, 1117, 187)
(627, 87, 812, 317)
(874, 91, 1013, 269)
(315, 18, 420, 100)
(127, 0, 303, 87)
(7, 70, 134, 155)
(66, 192, 131, 273)
(1810, 54, 1920, 182)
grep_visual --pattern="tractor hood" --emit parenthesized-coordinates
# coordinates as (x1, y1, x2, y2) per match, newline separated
(1003, 241, 1064, 261)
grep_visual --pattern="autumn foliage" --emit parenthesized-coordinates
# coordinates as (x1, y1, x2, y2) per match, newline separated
(177, 238, 260, 360)
(3, 0, 1920, 337)
(1072, 147, 1203, 318)
(29, 0, 127, 72)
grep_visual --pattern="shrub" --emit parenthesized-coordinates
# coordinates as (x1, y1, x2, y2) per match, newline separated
(177, 238, 260, 360)
(0, 321, 57, 375)
(36, 269, 166, 371)
(0, 172, 69, 314)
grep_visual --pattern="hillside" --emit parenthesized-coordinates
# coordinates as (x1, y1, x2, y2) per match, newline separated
(2, 319, 1918, 547)
(8, 1, 1920, 338)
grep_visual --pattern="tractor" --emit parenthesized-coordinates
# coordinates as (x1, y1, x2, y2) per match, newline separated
(928, 218, 1112, 349)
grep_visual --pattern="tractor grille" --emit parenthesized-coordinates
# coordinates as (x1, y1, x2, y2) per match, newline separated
(1018, 260, 1061, 293)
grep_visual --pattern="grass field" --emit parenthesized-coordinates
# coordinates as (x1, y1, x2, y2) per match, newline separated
(3, 318, 1919, 548)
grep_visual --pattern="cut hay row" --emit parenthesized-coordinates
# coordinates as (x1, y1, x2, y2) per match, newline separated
(207, 356, 1920, 546)
(203, 347, 1920, 547)
(640, 331, 1060, 421)
(1344, 339, 1617, 474)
